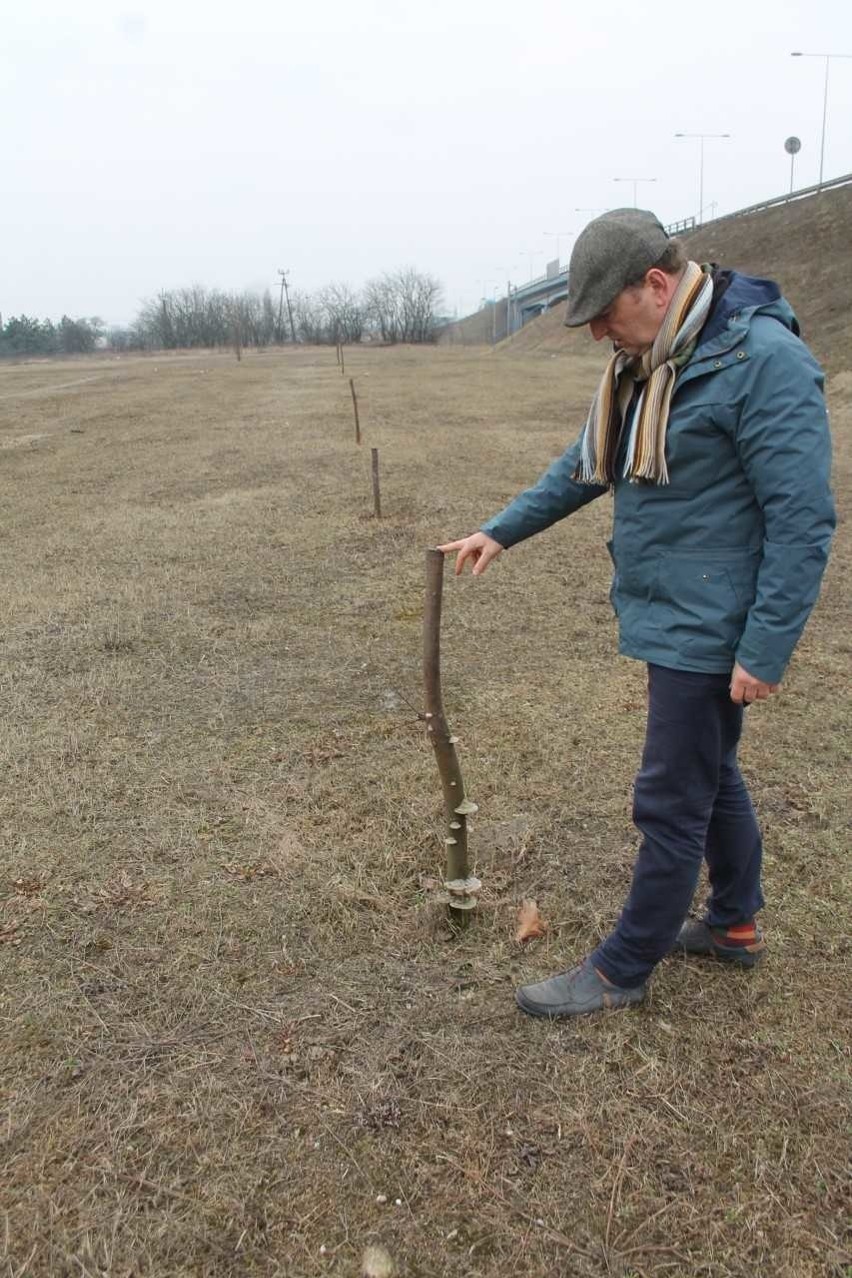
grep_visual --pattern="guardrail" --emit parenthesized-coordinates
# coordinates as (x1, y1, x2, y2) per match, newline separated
(487, 171, 852, 330)
(665, 216, 696, 235)
(681, 170, 852, 233)
(513, 268, 567, 298)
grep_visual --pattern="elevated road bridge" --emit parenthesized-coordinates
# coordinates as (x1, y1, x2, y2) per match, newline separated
(508, 264, 568, 336)
(507, 215, 699, 337)
(441, 171, 852, 347)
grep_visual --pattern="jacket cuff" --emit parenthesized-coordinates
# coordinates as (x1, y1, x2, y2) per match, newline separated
(733, 641, 789, 687)
(480, 518, 515, 550)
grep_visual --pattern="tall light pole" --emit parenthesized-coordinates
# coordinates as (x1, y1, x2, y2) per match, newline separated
(791, 51, 852, 186)
(493, 266, 516, 293)
(488, 269, 512, 344)
(613, 177, 657, 208)
(674, 133, 731, 225)
(496, 264, 518, 340)
(520, 250, 543, 282)
(485, 281, 498, 343)
(543, 230, 573, 269)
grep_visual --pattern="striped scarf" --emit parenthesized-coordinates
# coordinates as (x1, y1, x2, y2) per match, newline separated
(574, 261, 714, 485)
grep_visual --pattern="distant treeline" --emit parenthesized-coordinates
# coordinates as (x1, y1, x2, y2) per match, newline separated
(130, 268, 442, 349)
(1, 268, 443, 357)
(0, 314, 105, 358)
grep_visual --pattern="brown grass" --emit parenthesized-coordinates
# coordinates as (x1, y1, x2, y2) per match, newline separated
(0, 344, 849, 1277)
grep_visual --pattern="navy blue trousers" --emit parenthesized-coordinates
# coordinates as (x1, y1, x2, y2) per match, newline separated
(592, 663, 765, 988)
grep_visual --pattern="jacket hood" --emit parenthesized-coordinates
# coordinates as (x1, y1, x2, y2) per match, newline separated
(699, 269, 799, 348)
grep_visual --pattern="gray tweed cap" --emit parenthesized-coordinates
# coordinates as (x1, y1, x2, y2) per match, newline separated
(564, 208, 670, 327)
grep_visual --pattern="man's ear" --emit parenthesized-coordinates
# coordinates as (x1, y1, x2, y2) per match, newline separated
(645, 268, 669, 294)
(645, 268, 675, 308)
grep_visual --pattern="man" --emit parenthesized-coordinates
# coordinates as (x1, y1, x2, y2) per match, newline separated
(439, 209, 835, 1018)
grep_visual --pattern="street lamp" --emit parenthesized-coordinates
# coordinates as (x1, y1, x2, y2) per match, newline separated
(495, 265, 518, 341)
(488, 270, 512, 344)
(543, 230, 574, 269)
(482, 281, 499, 343)
(613, 177, 657, 208)
(791, 51, 852, 187)
(674, 133, 731, 225)
(520, 250, 544, 282)
(493, 266, 517, 293)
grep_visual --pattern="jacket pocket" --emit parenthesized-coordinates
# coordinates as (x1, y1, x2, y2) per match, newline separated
(656, 550, 759, 660)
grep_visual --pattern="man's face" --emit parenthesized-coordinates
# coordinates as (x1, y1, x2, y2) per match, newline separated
(588, 280, 663, 355)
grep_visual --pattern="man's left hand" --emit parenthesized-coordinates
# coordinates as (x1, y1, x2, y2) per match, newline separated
(730, 661, 780, 705)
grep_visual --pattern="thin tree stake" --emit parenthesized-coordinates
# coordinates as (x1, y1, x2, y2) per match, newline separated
(340, 346, 345, 376)
(423, 549, 480, 920)
(349, 378, 361, 445)
(371, 447, 382, 519)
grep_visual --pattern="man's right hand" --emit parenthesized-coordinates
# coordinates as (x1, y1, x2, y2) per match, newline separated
(437, 532, 504, 577)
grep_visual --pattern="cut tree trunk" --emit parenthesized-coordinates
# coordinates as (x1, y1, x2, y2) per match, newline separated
(423, 549, 481, 920)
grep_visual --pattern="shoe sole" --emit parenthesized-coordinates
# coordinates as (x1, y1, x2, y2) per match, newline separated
(673, 943, 764, 969)
(515, 990, 646, 1018)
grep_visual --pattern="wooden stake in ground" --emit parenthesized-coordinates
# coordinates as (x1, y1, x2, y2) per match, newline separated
(371, 447, 382, 519)
(349, 378, 361, 445)
(340, 346, 345, 376)
(423, 549, 481, 920)
(336, 342, 341, 366)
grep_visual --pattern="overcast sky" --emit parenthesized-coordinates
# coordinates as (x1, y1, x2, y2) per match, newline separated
(4, 0, 852, 325)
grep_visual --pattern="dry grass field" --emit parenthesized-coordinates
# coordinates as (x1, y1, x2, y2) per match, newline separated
(1, 344, 849, 1278)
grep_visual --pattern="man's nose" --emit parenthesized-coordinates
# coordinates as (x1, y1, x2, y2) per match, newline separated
(589, 317, 608, 341)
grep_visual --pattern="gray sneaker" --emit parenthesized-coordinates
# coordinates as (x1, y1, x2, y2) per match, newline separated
(515, 958, 646, 1019)
(673, 918, 765, 968)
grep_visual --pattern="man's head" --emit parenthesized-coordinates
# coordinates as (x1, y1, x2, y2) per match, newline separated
(564, 209, 687, 354)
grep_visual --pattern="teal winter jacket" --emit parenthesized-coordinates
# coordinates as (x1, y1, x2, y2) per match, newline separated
(481, 272, 835, 684)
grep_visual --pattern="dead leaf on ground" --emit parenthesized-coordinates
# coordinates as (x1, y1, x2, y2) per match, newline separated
(223, 860, 275, 882)
(12, 876, 48, 897)
(515, 898, 547, 944)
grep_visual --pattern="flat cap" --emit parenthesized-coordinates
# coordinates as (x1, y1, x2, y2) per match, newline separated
(564, 208, 670, 327)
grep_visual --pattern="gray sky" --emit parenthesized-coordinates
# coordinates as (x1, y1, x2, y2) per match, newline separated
(4, 0, 852, 325)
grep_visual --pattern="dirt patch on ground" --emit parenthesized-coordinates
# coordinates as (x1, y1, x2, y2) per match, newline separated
(0, 432, 47, 449)
(0, 346, 849, 1276)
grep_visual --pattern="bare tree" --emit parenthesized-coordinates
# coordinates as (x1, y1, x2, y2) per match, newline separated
(363, 274, 401, 343)
(363, 269, 442, 344)
(260, 290, 276, 346)
(128, 268, 442, 350)
(319, 282, 364, 344)
(290, 290, 326, 344)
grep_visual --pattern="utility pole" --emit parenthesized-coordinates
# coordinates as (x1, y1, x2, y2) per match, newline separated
(277, 269, 296, 343)
(276, 273, 286, 342)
